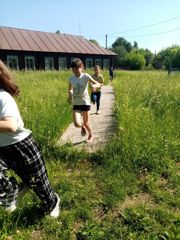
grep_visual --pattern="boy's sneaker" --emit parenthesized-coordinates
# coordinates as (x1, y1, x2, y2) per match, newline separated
(5, 203, 17, 213)
(49, 193, 60, 218)
(5, 183, 29, 213)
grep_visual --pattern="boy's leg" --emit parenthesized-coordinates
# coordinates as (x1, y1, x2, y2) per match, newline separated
(91, 92, 96, 104)
(0, 158, 18, 209)
(73, 110, 87, 136)
(96, 92, 101, 111)
(82, 111, 92, 136)
(0, 135, 57, 213)
(73, 111, 82, 128)
(82, 111, 91, 134)
(82, 111, 93, 143)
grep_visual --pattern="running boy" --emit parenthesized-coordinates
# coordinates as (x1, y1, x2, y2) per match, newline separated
(91, 65, 104, 114)
(68, 59, 102, 143)
(0, 60, 60, 218)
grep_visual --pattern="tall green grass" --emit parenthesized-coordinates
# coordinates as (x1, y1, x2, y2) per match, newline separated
(84, 70, 180, 239)
(0, 70, 179, 240)
(14, 71, 72, 151)
(112, 71, 180, 172)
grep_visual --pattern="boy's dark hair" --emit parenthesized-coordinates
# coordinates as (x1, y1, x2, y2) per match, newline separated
(71, 58, 84, 68)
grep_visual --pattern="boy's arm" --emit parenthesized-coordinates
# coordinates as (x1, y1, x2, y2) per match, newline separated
(0, 117, 18, 132)
(88, 75, 102, 87)
(68, 83, 73, 103)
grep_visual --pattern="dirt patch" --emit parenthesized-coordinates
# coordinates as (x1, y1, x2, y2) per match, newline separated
(119, 193, 155, 210)
(30, 230, 43, 240)
(93, 206, 107, 222)
(92, 193, 155, 222)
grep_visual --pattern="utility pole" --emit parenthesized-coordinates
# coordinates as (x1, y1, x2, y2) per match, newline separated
(105, 34, 107, 49)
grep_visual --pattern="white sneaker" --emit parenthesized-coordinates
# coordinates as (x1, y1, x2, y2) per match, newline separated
(5, 203, 17, 213)
(5, 183, 29, 213)
(49, 193, 60, 218)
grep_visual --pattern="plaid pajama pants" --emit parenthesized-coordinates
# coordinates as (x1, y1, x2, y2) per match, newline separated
(0, 134, 57, 212)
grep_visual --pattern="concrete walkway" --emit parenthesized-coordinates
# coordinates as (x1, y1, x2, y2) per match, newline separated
(58, 85, 116, 152)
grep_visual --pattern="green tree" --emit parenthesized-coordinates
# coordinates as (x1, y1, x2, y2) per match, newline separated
(111, 45, 128, 68)
(124, 51, 146, 70)
(133, 41, 138, 49)
(112, 37, 132, 52)
(173, 48, 180, 67)
(55, 30, 61, 34)
(155, 45, 180, 69)
(89, 39, 100, 46)
(110, 37, 154, 69)
(137, 48, 154, 68)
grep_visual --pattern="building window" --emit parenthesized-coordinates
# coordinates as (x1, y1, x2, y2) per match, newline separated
(103, 59, 110, 69)
(86, 58, 93, 68)
(95, 58, 102, 67)
(7, 55, 19, 70)
(59, 57, 67, 70)
(45, 57, 54, 70)
(25, 56, 35, 70)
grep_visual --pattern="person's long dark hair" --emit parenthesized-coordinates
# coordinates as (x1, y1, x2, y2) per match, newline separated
(0, 60, 19, 96)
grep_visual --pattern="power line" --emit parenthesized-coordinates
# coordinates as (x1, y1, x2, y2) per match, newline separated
(84, 16, 180, 38)
(109, 27, 180, 39)
(108, 16, 180, 36)
(97, 27, 180, 49)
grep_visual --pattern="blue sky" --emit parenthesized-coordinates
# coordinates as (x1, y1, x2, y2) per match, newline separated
(1, 0, 180, 53)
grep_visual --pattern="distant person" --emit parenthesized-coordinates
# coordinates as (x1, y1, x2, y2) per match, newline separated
(109, 66, 114, 82)
(68, 59, 102, 143)
(0, 60, 60, 218)
(91, 65, 104, 114)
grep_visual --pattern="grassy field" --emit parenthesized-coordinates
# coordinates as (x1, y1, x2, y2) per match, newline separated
(0, 70, 179, 240)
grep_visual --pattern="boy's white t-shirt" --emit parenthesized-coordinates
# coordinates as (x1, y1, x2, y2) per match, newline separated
(0, 89, 31, 147)
(69, 73, 92, 105)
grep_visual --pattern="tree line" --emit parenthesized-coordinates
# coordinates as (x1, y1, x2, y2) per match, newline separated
(90, 38, 180, 70)
(110, 37, 180, 70)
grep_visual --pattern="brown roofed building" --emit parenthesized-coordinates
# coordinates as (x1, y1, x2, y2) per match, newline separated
(0, 26, 117, 71)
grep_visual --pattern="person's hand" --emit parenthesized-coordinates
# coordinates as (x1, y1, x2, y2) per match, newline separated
(68, 90, 73, 103)
(97, 83, 102, 88)
(91, 86, 96, 92)
(91, 85, 97, 92)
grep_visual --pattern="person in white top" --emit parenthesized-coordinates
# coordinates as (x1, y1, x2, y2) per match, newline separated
(0, 60, 60, 218)
(69, 59, 102, 143)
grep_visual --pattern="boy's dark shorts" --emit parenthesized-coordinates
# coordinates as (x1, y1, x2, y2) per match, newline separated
(73, 105, 91, 112)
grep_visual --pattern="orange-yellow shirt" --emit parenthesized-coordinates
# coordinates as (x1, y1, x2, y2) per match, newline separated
(91, 74, 104, 92)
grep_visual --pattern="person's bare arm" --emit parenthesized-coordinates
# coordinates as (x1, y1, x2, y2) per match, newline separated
(89, 76, 103, 92)
(68, 83, 73, 103)
(89, 76, 102, 87)
(0, 117, 18, 132)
